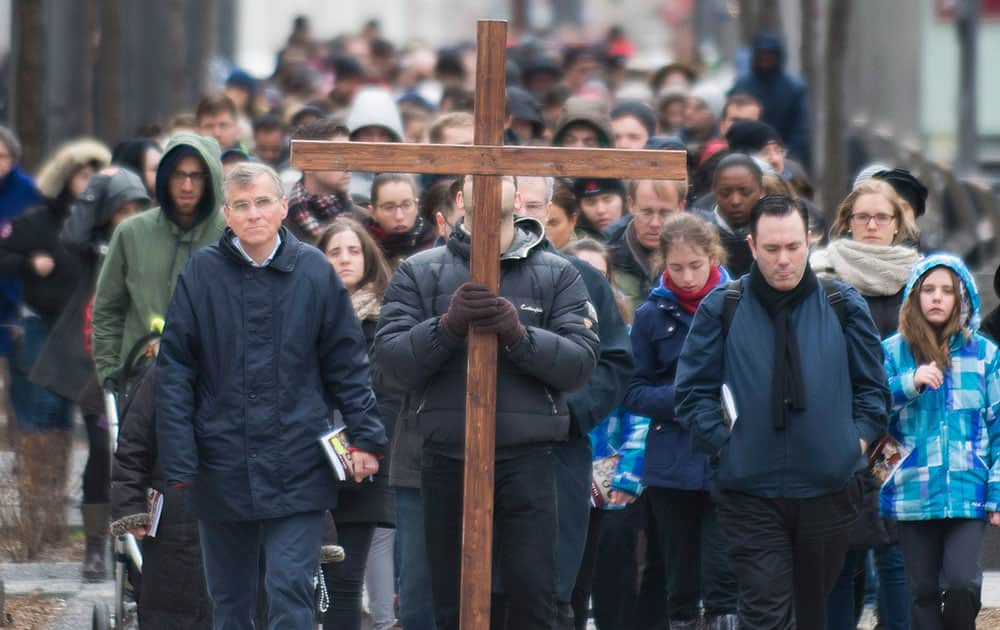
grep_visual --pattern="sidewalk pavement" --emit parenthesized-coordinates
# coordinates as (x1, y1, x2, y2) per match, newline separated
(1, 561, 114, 628)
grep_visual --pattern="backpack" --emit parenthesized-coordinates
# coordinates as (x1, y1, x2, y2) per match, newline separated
(720, 277, 848, 336)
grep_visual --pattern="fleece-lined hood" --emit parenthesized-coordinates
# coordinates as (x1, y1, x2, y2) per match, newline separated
(902, 253, 981, 334)
(154, 132, 223, 228)
(552, 97, 613, 147)
(35, 138, 112, 199)
(346, 87, 405, 142)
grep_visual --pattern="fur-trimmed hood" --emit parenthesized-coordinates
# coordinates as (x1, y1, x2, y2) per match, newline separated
(35, 138, 111, 199)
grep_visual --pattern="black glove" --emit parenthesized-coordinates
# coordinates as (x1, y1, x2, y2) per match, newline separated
(473, 297, 526, 347)
(440, 282, 499, 337)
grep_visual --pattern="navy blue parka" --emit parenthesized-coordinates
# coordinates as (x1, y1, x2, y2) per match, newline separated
(156, 227, 387, 522)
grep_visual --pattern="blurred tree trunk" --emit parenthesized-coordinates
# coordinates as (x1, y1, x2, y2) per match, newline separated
(12, 0, 46, 171)
(511, 0, 527, 34)
(739, 0, 783, 44)
(79, 0, 100, 136)
(161, 0, 189, 118)
(799, 0, 818, 147)
(819, 0, 852, 215)
(96, 0, 126, 143)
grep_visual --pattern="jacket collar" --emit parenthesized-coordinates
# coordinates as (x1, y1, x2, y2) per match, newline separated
(446, 215, 545, 262)
(219, 225, 298, 272)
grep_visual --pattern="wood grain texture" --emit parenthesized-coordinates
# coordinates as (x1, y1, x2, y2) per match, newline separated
(291, 141, 687, 181)
(460, 20, 506, 630)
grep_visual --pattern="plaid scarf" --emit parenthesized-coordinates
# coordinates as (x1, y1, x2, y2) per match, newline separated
(287, 180, 353, 240)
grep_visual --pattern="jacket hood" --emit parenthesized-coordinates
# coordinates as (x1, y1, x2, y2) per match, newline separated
(346, 88, 405, 142)
(447, 215, 545, 261)
(552, 97, 613, 147)
(154, 132, 223, 228)
(650, 264, 731, 301)
(752, 33, 786, 69)
(902, 253, 981, 333)
(36, 138, 112, 199)
(76, 168, 151, 232)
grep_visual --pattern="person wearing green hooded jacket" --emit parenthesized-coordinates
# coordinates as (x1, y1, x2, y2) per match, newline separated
(92, 132, 226, 385)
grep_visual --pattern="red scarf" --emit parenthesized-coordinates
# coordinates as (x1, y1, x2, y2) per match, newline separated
(663, 266, 722, 314)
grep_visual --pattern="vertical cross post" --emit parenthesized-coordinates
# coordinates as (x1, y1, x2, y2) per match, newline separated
(460, 19, 507, 630)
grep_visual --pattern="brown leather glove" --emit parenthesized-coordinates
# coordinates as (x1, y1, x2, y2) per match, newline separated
(473, 297, 526, 347)
(440, 282, 499, 337)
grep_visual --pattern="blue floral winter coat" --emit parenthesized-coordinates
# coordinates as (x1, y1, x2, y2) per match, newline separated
(881, 254, 1000, 521)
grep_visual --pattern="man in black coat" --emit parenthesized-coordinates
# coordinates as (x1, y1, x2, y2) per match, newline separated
(375, 175, 600, 630)
(157, 162, 386, 629)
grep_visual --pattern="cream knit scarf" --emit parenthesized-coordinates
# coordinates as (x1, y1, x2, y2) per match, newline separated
(811, 239, 920, 296)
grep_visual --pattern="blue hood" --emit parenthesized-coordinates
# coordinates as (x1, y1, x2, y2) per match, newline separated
(902, 253, 980, 333)
(650, 265, 732, 301)
(752, 32, 786, 69)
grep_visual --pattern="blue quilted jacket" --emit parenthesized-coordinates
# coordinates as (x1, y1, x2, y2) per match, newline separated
(880, 254, 1000, 521)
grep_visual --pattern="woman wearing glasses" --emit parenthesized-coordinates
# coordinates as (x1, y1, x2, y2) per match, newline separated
(367, 173, 436, 268)
(811, 179, 922, 630)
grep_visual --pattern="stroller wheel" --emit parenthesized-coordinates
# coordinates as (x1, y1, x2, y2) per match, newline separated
(91, 602, 111, 630)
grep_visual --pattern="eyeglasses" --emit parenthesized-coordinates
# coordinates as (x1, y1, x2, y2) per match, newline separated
(228, 196, 279, 213)
(637, 208, 679, 221)
(850, 212, 895, 226)
(523, 202, 547, 214)
(170, 170, 206, 183)
(376, 199, 416, 213)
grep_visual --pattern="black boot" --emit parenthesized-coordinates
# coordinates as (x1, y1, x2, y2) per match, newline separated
(81, 504, 109, 581)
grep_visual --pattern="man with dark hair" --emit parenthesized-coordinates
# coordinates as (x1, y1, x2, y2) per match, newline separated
(283, 119, 367, 244)
(719, 93, 762, 136)
(375, 174, 599, 630)
(252, 114, 287, 168)
(196, 94, 243, 151)
(675, 194, 888, 629)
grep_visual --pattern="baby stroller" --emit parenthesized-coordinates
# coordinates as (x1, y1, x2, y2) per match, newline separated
(91, 326, 343, 629)
(92, 329, 161, 630)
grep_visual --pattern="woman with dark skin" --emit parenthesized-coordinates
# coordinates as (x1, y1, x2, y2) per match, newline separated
(698, 154, 764, 278)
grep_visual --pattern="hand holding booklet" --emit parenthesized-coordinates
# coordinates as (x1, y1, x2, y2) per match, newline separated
(319, 426, 355, 481)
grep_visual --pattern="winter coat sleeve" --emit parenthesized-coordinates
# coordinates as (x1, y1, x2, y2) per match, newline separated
(565, 261, 633, 437)
(883, 338, 921, 414)
(155, 271, 201, 487)
(111, 367, 157, 524)
(92, 225, 130, 383)
(674, 290, 730, 456)
(375, 260, 465, 394)
(0, 210, 37, 279)
(983, 342, 1000, 511)
(624, 306, 678, 422)
(505, 262, 600, 393)
(841, 288, 890, 445)
(318, 269, 387, 455)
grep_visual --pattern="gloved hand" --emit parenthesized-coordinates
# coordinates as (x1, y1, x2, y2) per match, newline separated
(440, 282, 499, 337)
(473, 297, 526, 347)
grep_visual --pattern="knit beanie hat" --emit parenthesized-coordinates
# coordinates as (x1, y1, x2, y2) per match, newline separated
(725, 120, 783, 153)
(688, 82, 725, 120)
(873, 168, 929, 217)
(610, 100, 657, 138)
(572, 177, 626, 201)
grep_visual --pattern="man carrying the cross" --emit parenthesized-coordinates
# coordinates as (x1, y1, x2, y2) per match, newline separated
(375, 174, 600, 630)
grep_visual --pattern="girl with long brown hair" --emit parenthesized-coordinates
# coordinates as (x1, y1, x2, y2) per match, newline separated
(881, 254, 1000, 630)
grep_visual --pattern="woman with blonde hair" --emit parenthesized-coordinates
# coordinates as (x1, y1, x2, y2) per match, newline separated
(814, 178, 921, 630)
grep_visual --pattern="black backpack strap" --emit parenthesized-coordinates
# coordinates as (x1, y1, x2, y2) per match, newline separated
(720, 280, 743, 337)
(819, 277, 849, 330)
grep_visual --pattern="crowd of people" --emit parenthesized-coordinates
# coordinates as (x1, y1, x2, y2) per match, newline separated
(1, 14, 999, 630)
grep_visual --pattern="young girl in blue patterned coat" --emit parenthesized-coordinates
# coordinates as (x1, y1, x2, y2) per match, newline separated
(881, 253, 1000, 629)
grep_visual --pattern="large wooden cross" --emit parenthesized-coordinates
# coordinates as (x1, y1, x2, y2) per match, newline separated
(292, 20, 684, 630)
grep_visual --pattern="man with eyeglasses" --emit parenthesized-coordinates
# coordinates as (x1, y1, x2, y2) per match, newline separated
(157, 162, 386, 628)
(605, 178, 687, 314)
(92, 132, 226, 384)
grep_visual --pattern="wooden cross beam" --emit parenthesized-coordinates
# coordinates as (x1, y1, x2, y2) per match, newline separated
(292, 19, 684, 630)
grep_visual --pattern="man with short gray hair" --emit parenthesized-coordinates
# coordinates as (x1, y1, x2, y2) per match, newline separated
(157, 162, 387, 628)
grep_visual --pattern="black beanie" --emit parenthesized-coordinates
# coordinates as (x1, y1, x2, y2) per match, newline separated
(610, 100, 657, 138)
(725, 120, 782, 153)
(572, 177, 626, 200)
(873, 168, 928, 217)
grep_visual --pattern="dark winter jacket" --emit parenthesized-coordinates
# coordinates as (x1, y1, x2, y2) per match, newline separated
(0, 197, 82, 324)
(29, 170, 150, 403)
(675, 272, 889, 498)
(626, 270, 729, 490)
(387, 239, 633, 487)
(110, 368, 212, 629)
(697, 207, 754, 278)
(604, 216, 656, 316)
(980, 263, 1000, 344)
(375, 217, 600, 457)
(730, 34, 811, 169)
(156, 227, 387, 522)
(368, 215, 438, 269)
(0, 165, 43, 356)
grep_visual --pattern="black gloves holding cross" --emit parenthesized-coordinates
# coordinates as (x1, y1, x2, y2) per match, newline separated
(441, 282, 526, 348)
